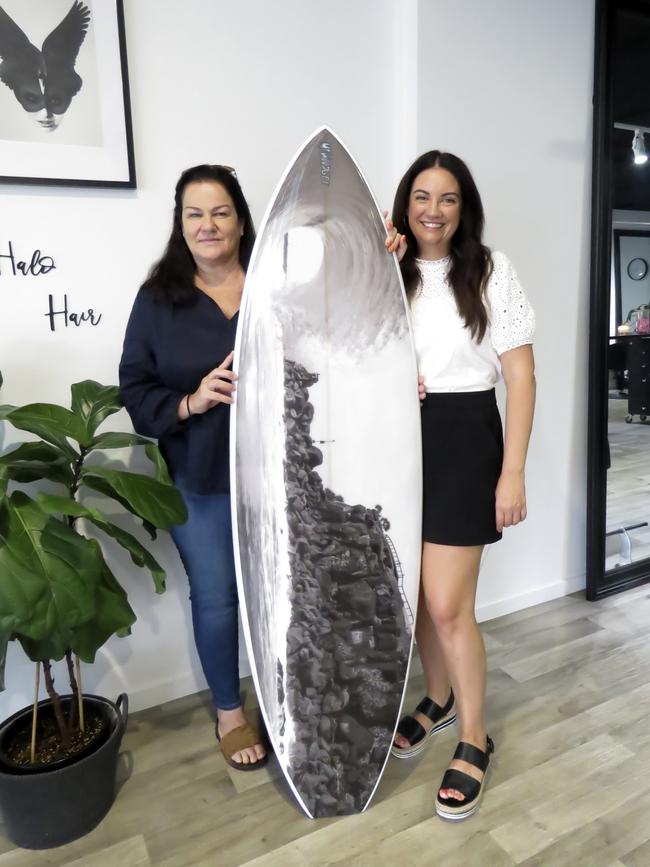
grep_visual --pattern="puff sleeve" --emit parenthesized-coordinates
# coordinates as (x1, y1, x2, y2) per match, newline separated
(487, 251, 536, 355)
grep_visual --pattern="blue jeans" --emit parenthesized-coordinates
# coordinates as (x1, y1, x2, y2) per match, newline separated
(171, 488, 241, 710)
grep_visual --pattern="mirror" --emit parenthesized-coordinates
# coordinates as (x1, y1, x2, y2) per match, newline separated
(588, 0, 650, 598)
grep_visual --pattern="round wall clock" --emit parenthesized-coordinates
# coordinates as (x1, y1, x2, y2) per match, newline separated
(627, 257, 648, 280)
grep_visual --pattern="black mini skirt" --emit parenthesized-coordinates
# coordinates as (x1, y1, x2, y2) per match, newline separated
(421, 389, 504, 547)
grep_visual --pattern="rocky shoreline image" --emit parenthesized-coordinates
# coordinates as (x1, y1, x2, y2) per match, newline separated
(281, 359, 413, 817)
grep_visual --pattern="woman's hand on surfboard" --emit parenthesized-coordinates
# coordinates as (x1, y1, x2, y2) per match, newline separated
(383, 211, 408, 261)
(418, 375, 426, 402)
(188, 351, 238, 414)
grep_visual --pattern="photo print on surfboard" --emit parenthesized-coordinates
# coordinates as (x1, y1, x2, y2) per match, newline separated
(231, 126, 422, 818)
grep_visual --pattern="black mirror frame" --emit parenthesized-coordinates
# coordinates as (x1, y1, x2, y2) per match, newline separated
(587, 0, 650, 599)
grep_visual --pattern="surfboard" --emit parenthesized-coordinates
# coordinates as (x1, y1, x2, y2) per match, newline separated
(230, 126, 422, 818)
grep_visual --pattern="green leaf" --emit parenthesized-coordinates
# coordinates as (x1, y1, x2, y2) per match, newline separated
(34, 494, 92, 521)
(5, 512, 134, 665)
(144, 442, 173, 486)
(18, 633, 69, 664)
(6, 404, 83, 456)
(0, 404, 16, 421)
(0, 492, 101, 647)
(68, 543, 136, 663)
(36, 494, 167, 593)
(71, 382, 121, 440)
(94, 519, 166, 593)
(0, 499, 19, 689)
(75, 472, 157, 539)
(0, 442, 65, 463)
(0, 462, 70, 486)
(81, 465, 187, 530)
(0, 442, 72, 485)
(0, 629, 10, 691)
(90, 431, 152, 450)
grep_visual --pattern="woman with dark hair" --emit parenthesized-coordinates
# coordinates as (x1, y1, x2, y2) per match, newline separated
(386, 151, 536, 818)
(119, 164, 267, 770)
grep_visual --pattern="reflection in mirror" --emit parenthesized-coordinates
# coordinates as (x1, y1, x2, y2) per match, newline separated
(605, 0, 650, 573)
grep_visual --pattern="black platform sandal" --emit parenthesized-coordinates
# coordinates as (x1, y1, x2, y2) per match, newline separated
(391, 690, 456, 759)
(435, 736, 494, 820)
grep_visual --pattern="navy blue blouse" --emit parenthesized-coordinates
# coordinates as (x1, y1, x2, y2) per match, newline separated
(118, 288, 238, 494)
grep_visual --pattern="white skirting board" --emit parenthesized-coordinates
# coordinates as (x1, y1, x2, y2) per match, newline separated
(476, 574, 587, 623)
(123, 574, 588, 714)
(1, 575, 586, 719)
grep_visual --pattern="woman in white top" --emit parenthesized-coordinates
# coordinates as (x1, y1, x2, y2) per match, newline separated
(387, 151, 536, 820)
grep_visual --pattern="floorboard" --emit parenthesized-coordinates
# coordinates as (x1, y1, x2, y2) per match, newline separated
(2, 588, 649, 866)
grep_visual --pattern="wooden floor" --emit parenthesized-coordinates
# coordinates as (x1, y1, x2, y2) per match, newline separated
(2, 586, 650, 866)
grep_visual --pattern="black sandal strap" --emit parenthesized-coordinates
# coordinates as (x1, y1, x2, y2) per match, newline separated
(415, 688, 454, 723)
(441, 689, 455, 716)
(415, 697, 438, 719)
(453, 738, 493, 772)
(396, 715, 426, 745)
(438, 768, 480, 804)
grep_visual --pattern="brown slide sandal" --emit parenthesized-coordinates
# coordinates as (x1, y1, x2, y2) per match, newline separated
(216, 721, 269, 772)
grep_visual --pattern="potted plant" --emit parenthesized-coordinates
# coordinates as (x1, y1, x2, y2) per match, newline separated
(0, 377, 187, 849)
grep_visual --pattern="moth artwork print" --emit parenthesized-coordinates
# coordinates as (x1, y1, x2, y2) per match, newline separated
(0, 1, 91, 133)
(0, 0, 135, 188)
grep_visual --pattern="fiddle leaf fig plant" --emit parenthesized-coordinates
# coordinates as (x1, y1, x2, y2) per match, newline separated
(0, 378, 187, 751)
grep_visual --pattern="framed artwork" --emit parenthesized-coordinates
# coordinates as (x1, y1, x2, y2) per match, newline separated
(0, 0, 136, 188)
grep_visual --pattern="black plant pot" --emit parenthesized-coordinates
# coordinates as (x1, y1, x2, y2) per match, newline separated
(0, 693, 128, 850)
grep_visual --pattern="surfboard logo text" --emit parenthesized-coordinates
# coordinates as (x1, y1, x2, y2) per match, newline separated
(320, 142, 331, 185)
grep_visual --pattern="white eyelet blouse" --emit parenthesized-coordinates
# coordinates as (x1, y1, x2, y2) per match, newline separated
(409, 251, 535, 393)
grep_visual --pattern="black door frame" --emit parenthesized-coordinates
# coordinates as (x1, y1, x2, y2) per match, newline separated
(586, 0, 650, 598)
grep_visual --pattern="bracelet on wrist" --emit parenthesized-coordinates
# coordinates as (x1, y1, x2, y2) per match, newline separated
(186, 394, 192, 418)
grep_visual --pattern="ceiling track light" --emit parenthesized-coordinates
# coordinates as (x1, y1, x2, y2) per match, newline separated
(632, 129, 648, 165)
(613, 123, 650, 165)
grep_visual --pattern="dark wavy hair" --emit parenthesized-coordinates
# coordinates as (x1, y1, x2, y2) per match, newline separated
(141, 164, 256, 304)
(392, 151, 493, 342)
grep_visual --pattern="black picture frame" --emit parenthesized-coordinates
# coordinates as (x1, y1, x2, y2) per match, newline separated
(587, 0, 650, 600)
(0, 0, 136, 189)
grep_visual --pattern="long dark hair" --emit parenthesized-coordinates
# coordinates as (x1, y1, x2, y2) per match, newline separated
(141, 164, 256, 304)
(392, 151, 493, 342)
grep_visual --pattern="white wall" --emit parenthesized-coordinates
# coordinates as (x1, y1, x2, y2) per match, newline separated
(0, 0, 595, 716)
(0, 0, 407, 717)
(416, 0, 595, 619)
